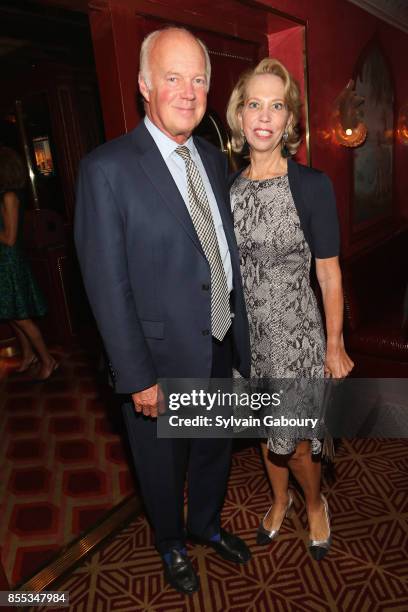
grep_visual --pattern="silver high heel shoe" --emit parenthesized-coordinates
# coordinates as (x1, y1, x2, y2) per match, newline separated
(256, 491, 294, 545)
(308, 493, 332, 561)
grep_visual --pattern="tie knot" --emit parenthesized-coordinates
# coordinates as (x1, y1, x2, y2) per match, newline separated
(175, 145, 191, 162)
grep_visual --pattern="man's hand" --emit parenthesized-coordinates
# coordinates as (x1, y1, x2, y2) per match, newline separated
(131, 384, 164, 418)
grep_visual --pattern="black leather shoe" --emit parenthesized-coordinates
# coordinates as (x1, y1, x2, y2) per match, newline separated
(162, 549, 199, 595)
(188, 529, 251, 564)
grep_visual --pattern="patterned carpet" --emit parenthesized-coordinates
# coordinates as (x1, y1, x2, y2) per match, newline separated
(0, 346, 134, 586)
(1, 344, 407, 609)
(30, 438, 408, 612)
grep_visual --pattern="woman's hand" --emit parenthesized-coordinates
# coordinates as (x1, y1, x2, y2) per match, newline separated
(324, 341, 354, 378)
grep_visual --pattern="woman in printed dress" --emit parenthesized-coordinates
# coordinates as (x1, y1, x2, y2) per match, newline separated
(227, 59, 353, 560)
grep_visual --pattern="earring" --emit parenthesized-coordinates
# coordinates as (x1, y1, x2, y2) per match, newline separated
(281, 130, 289, 157)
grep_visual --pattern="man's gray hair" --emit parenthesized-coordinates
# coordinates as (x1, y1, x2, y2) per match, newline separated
(139, 27, 211, 91)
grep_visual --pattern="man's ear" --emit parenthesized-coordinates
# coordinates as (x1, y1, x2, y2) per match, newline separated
(138, 74, 150, 103)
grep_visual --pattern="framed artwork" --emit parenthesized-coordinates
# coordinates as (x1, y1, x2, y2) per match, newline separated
(33, 136, 55, 176)
(353, 41, 394, 231)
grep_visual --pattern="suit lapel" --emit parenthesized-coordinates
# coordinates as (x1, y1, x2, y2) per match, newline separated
(134, 124, 204, 255)
(132, 123, 237, 265)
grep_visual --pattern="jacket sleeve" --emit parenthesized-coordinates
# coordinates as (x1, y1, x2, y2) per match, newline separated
(74, 158, 157, 394)
(307, 172, 340, 259)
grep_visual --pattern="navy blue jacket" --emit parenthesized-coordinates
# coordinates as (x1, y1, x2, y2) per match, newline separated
(75, 121, 250, 393)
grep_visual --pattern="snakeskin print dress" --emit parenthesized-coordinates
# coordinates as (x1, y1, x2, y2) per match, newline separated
(231, 173, 325, 455)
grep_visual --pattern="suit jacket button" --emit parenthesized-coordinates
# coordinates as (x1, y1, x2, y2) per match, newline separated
(202, 283, 210, 290)
(202, 329, 210, 336)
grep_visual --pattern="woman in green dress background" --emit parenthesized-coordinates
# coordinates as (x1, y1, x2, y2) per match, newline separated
(0, 145, 57, 379)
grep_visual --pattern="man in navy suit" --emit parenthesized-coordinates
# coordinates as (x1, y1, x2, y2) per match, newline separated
(75, 27, 251, 594)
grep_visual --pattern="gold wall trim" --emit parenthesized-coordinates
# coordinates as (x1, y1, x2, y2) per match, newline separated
(15, 494, 142, 595)
(208, 50, 253, 62)
(56, 255, 74, 336)
(302, 26, 311, 166)
(15, 100, 40, 210)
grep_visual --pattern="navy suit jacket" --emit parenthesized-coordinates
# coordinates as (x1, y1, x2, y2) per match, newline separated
(75, 121, 250, 393)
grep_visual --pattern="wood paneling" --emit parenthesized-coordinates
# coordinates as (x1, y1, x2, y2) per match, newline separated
(89, 0, 306, 141)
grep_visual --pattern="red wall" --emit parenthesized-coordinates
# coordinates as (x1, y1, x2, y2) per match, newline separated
(89, 0, 408, 257)
(258, 0, 408, 255)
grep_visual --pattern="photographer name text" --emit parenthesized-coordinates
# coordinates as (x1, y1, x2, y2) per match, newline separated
(168, 415, 319, 429)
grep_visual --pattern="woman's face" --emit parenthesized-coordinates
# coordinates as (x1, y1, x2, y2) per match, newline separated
(239, 73, 291, 156)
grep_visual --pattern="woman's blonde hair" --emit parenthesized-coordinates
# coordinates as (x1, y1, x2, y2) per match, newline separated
(226, 58, 302, 155)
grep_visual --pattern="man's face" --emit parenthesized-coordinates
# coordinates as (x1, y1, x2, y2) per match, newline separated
(139, 31, 208, 144)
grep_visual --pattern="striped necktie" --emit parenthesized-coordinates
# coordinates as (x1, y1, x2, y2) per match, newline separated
(175, 145, 231, 341)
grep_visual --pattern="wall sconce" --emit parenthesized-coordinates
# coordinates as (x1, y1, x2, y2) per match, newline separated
(332, 79, 367, 147)
(397, 104, 408, 145)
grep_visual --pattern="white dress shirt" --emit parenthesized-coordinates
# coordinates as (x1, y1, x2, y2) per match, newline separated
(144, 116, 233, 292)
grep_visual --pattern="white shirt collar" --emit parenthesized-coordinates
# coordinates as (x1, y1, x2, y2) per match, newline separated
(144, 116, 195, 160)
